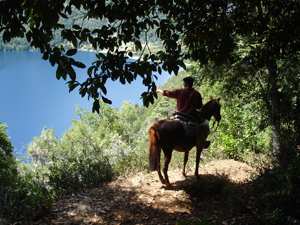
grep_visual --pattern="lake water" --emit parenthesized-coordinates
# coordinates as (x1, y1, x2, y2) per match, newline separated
(0, 51, 171, 156)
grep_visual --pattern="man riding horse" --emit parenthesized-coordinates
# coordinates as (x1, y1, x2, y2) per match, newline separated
(157, 77, 203, 122)
(149, 79, 221, 187)
(156, 76, 210, 148)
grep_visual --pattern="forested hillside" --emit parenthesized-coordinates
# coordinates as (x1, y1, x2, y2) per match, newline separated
(1, 0, 299, 223)
(0, 7, 162, 52)
(2, 66, 299, 224)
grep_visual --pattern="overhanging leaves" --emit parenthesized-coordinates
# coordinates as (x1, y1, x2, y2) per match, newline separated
(1, 0, 299, 113)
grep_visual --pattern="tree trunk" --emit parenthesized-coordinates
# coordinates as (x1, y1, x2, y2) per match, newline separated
(267, 60, 281, 154)
(296, 97, 300, 151)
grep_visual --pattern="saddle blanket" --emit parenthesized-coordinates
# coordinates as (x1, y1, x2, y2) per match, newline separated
(178, 119, 210, 138)
(170, 112, 210, 138)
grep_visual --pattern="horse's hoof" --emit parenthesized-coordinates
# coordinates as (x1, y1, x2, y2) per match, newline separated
(160, 179, 166, 184)
(165, 184, 173, 190)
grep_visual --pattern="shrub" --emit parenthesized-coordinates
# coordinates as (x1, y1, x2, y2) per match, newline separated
(48, 156, 113, 197)
(257, 155, 300, 224)
(1, 123, 53, 220)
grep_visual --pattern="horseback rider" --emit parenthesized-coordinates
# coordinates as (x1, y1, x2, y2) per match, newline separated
(156, 76, 204, 123)
(156, 76, 210, 149)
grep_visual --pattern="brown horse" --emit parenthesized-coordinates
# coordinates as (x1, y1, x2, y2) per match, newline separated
(148, 97, 221, 188)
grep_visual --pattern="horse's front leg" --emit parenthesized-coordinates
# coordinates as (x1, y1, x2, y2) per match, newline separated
(182, 151, 189, 177)
(195, 140, 210, 177)
(195, 147, 203, 177)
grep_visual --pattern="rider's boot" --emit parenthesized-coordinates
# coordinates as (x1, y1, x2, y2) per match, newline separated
(198, 140, 210, 149)
(204, 140, 210, 148)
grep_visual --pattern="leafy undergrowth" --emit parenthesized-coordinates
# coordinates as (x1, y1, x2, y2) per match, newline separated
(15, 159, 265, 225)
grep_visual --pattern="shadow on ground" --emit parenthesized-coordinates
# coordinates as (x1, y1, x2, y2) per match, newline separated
(34, 161, 261, 225)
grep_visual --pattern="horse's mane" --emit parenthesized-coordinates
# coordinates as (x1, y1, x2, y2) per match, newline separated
(200, 98, 214, 112)
(199, 97, 221, 118)
(202, 97, 221, 109)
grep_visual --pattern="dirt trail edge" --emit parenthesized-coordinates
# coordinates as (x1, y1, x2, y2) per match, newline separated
(37, 159, 259, 225)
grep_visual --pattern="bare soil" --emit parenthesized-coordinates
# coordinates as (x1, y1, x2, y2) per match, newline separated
(32, 159, 260, 225)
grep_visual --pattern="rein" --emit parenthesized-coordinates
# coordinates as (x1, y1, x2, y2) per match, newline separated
(202, 99, 221, 133)
(210, 120, 220, 132)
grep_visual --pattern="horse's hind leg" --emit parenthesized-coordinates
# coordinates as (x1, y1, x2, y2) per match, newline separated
(156, 147, 165, 184)
(182, 151, 189, 177)
(162, 151, 172, 188)
(157, 161, 165, 185)
(157, 169, 165, 184)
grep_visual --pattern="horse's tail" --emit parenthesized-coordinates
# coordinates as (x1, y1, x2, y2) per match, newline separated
(148, 124, 161, 171)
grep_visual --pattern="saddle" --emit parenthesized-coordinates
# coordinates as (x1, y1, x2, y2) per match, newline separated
(170, 111, 210, 138)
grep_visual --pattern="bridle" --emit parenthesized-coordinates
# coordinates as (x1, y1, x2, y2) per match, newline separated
(210, 120, 220, 132)
(210, 103, 221, 132)
(201, 97, 222, 132)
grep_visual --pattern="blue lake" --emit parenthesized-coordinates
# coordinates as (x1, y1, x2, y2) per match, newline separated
(0, 51, 171, 156)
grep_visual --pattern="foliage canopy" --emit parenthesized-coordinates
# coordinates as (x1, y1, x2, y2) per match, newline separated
(1, 0, 299, 114)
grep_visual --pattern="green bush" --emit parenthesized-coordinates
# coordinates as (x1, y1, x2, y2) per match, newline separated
(1, 123, 53, 220)
(257, 155, 300, 224)
(2, 175, 53, 220)
(48, 156, 113, 197)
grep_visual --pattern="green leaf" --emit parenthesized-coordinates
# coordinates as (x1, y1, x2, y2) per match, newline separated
(102, 96, 112, 104)
(68, 67, 76, 81)
(26, 31, 32, 42)
(141, 92, 149, 107)
(88, 35, 94, 44)
(68, 81, 80, 92)
(73, 61, 86, 69)
(87, 66, 94, 75)
(92, 100, 100, 113)
(120, 76, 125, 84)
(3, 30, 12, 42)
(135, 40, 142, 51)
(56, 66, 65, 80)
(72, 37, 78, 48)
(100, 84, 107, 95)
(42, 52, 49, 60)
(158, 66, 162, 75)
(66, 49, 77, 56)
(79, 87, 87, 97)
(72, 24, 81, 30)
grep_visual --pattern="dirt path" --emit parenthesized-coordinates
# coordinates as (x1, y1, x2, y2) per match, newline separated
(36, 160, 259, 225)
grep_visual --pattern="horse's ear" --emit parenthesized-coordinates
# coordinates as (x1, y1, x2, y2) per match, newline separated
(217, 96, 222, 102)
(209, 96, 212, 100)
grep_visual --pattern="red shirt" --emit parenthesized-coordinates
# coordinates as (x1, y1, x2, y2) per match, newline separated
(163, 87, 203, 114)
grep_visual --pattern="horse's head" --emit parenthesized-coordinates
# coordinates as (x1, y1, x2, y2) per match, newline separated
(211, 96, 222, 122)
(200, 96, 222, 122)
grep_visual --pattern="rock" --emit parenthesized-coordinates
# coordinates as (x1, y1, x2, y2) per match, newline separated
(76, 196, 94, 215)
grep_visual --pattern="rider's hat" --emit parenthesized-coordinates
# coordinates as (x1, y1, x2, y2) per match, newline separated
(183, 77, 194, 86)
